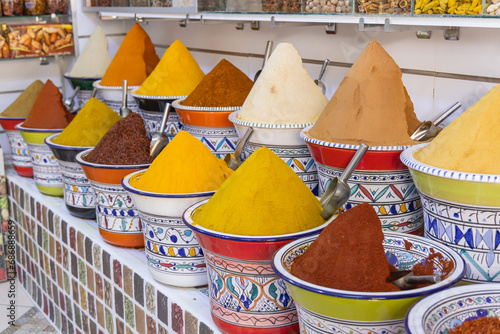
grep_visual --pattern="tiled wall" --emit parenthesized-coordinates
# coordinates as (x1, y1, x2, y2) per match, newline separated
(8, 172, 219, 334)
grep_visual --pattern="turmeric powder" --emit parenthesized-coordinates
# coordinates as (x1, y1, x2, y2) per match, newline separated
(193, 147, 325, 236)
(53, 98, 121, 147)
(135, 40, 204, 97)
(130, 130, 232, 193)
(100, 23, 160, 87)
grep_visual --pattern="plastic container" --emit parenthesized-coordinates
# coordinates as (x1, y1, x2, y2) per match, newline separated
(46, 0, 67, 14)
(304, 0, 352, 13)
(356, 0, 410, 14)
(24, 0, 45, 15)
(414, 0, 482, 15)
(262, 0, 302, 12)
(1, 0, 23, 16)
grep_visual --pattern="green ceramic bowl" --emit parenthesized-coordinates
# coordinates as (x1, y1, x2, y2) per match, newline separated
(401, 143, 500, 283)
(15, 123, 64, 197)
(63, 73, 100, 91)
(272, 231, 465, 334)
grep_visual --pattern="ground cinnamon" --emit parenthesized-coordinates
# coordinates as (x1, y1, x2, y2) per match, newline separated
(22, 80, 74, 129)
(182, 59, 253, 107)
(449, 316, 500, 334)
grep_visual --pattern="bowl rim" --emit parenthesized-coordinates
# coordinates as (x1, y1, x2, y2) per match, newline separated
(300, 124, 414, 151)
(401, 143, 500, 183)
(271, 231, 466, 300)
(130, 92, 187, 100)
(229, 111, 315, 129)
(15, 123, 64, 133)
(122, 170, 217, 198)
(182, 198, 333, 242)
(45, 133, 94, 151)
(63, 72, 101, 81)
(92, 80, 140, 90)
(405, 283, 500, 333)
(172, 98, 242, 112)
(76, 149, 151, 170)
(0, 116, 26, 121)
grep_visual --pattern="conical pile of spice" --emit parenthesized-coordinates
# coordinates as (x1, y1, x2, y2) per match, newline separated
(131, 131, 232, 193)
(0, 80, 44, 117)
(413, 84, 500, 174)
(100, 23, 160, 87)
(193, 147, 325, 236)
(308, 40, 421, 146)
(68, 26, 112, 78)
(53, 98, 121, 147)
(291, 203, 400, 292)
(236, 43, 328, 124)
(181, 59, 253, 107)
(135, 40, 204, 97)
(84, 113, 152, 165)
(22, 80, 75, 129)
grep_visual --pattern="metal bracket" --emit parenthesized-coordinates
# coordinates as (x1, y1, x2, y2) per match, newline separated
(251, 21, 260, 31)
(443, 27, 459, 40)
(179, 15, 189, 27)
(235, 22, 244, 30)
(359, 18, 391, 32)
(39, 57, 49, 66)
(270, 16, 284, 28)
(325, 23, 336, 34)
(416, 30, 431, 39)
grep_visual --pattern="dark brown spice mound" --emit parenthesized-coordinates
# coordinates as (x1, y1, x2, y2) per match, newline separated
(84, 113, 153, 165)
(450, 316, 500, 334)
(181, 59, 253, 107)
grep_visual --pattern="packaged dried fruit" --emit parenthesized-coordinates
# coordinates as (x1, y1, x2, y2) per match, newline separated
(24, 0, 46, 15)
(46, 0, 67, 14)
(9, 24, 74, 59)
(2, 0, 23, 16)
(357, 0, 410, 14)
(304, 0, 352, 13)
(414, 0, 482, 15)
(0, 25, 10, 59)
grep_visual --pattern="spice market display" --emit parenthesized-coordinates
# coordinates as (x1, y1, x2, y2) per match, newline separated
(2, 15, 500, 334)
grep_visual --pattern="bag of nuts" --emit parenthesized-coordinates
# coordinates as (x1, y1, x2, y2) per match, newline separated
(0, 24, 10, 59)
(24, 0, 45, 14)
(9, 24, 74, 58)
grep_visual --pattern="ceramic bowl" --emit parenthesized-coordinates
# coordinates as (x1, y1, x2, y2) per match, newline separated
(230, 112, 319, 195)
(76, 149, 150, 247)
(401, 143, 500, 283)
(183, 200, 333, 334)
(172, 98, 239, 159)
(15, 123, 63, 196)
(406, 284, 500, 333)
(0, 117, 33, 177)
(63, 74, 102, 109)
(130, 93, 184, 140)
(45, 134, 95, 219)
(92, 80, 140, 115)
(272, 231, 465, 334)
(122, 170, 214, 287)
(301, 125, 423, 235)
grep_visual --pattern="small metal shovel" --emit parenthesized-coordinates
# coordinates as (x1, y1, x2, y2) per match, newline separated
(64, 86, 80, 111)
(410, 102, 462, 141)
(320, 143, 369, 220)
(314, 59, 329, 95)
(150, 103, 171, 159)
(390, 270, 441, 290)
(224, 127, 253, 170)
(120, 80, 133, 117)
(254, 41, 273, 82)
(90, 87, 98, 98)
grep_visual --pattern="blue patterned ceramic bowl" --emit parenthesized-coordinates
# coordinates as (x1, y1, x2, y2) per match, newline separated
(406, 284, 500, 334)
(272, 232, 465, 334)
(122, 170, 214, 287)
(401, 144, 500, 283)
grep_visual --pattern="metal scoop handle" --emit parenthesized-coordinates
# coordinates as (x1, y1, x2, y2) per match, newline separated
(90, 87, 98, 98)
(317, 59, 329, 82)
(158, 103, 170, 134)
(340, 143, 369, 183)
(392, 273, 441, 290)
(120, 80, 131, 117)
(226, 127, 253, 170)
(65, 86, 80, 108)
(262, 41, 273, 68)
(433, 102, 461, 126)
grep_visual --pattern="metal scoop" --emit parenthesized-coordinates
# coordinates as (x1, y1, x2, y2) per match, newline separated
(390, 270, 441, 290)
(150, 103, 171, 159)
(224, 127, 253, 170)
(254, 41, 273, 82)
(90, 87, 98, 98)
(320, 143, 369, 220)
(314, 59, 329, 95)
(120, 80, 132, 117)
(64, 86, 80, 111)
(410, 102, 462, 141)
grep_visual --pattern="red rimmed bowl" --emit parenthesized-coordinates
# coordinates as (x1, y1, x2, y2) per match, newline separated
(230, 111, 319, 195)
(45, 134, 95, 219)
(172, 98, 240, 159)
(0, 116, 33, 177)
(182, 199, 333, 334)
(122, 170, 214, 287)
(76, 149, 150, 247)
(301, 125, 423, 235)
(93, 80, 140, 115)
